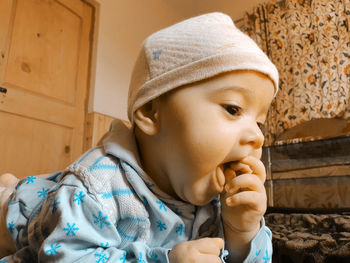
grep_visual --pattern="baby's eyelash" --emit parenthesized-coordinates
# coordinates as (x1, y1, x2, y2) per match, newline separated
(222, 104, 242, 116)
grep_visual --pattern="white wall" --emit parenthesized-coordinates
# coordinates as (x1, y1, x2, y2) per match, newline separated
(90, 0, 266, 120)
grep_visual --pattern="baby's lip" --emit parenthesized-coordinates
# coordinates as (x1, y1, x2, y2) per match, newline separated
(223, 160, 240, 170)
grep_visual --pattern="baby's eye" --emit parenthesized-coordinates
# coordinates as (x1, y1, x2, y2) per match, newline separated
(222, 104, 242, 116)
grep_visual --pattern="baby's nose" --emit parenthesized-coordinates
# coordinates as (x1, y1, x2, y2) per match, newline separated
(239, 124, 264, 149)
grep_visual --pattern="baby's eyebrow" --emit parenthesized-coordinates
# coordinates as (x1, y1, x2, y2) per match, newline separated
(216, 86, 252, 93)
(214, 86, 253, 95)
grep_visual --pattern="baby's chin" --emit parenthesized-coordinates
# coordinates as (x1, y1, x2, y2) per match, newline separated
(180, 168, 226, 206)
(182, 187, 220, 206)
(191, 168, 225, 206)
(187, 196, 217, 206)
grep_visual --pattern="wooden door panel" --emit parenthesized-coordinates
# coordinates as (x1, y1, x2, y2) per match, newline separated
(0, 0, 13, 70)
(0, 111, 72, 177)
(0, 0, 93, 178)
(0, 87, 76, 126)
(6, 0, 81, 104)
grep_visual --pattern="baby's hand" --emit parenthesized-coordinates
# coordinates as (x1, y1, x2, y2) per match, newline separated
(220, 156, 267, 233)
(168, 237, 224, 263)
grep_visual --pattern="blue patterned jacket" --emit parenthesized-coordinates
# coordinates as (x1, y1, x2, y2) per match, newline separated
(1, 120, 272, 263)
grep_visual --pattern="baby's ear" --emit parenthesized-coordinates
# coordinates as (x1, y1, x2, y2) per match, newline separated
(134, 99, 160, 135)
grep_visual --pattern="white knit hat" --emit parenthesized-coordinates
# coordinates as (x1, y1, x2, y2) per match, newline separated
(128, 12, 279, 122)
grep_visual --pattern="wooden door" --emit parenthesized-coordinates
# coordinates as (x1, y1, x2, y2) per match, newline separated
(0, 0, 93, 178)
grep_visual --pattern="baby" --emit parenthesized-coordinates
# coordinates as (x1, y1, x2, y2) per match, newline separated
(0, 12, 278, 262)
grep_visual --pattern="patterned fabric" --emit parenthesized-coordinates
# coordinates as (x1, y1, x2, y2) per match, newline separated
(0, 119, 273, 262)
(2, 149, 196, 262)
(244, 0, 350, 146)
(0, 186, 15, 257)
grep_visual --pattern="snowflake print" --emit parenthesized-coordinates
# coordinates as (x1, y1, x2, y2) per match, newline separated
(100, 242, 109, 248)
(63, 223, 79, 236)
(51, 197, 60, 214)
(152, 49, 163, 60)
(93, 211, 111, 229)
(253, 249, 261, 262)
(73, 191, 86, 205)
(262, 249, 270, 263)
(156, 220, 167, 231)
(94, 252, 109, 263)
(176, 224, 185, 236)
(37, 188, 49, 198)
(7, 222, 15, 233)
(120, 252, 126, 263)
(26, 176, 37, 184)
(137, 252, 146, 263)
(45, 243, 61, 255)
(156, 200, 167, 211)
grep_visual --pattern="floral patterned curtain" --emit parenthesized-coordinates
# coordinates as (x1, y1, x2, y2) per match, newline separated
(244, 0, 350, 146)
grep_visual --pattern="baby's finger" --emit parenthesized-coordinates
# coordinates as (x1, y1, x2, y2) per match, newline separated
(196, 254, 222, 263)
(226, 191, 266, 212)
(191, 238, 224, 255)
(224, 173, 265, 195)
(229, 162, 252, 175)
(240, 156, 266, 182)
(223, 167, 236, 183)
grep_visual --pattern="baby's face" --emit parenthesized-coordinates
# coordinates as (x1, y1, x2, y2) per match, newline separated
(156, 70, 275, 206)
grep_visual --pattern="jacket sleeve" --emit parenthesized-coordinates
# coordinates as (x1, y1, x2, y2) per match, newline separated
(3, 174, 170, 263)
(242, 217, 273, 263)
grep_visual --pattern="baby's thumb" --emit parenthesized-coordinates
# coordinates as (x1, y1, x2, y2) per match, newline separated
(211, 238, 224, 249)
